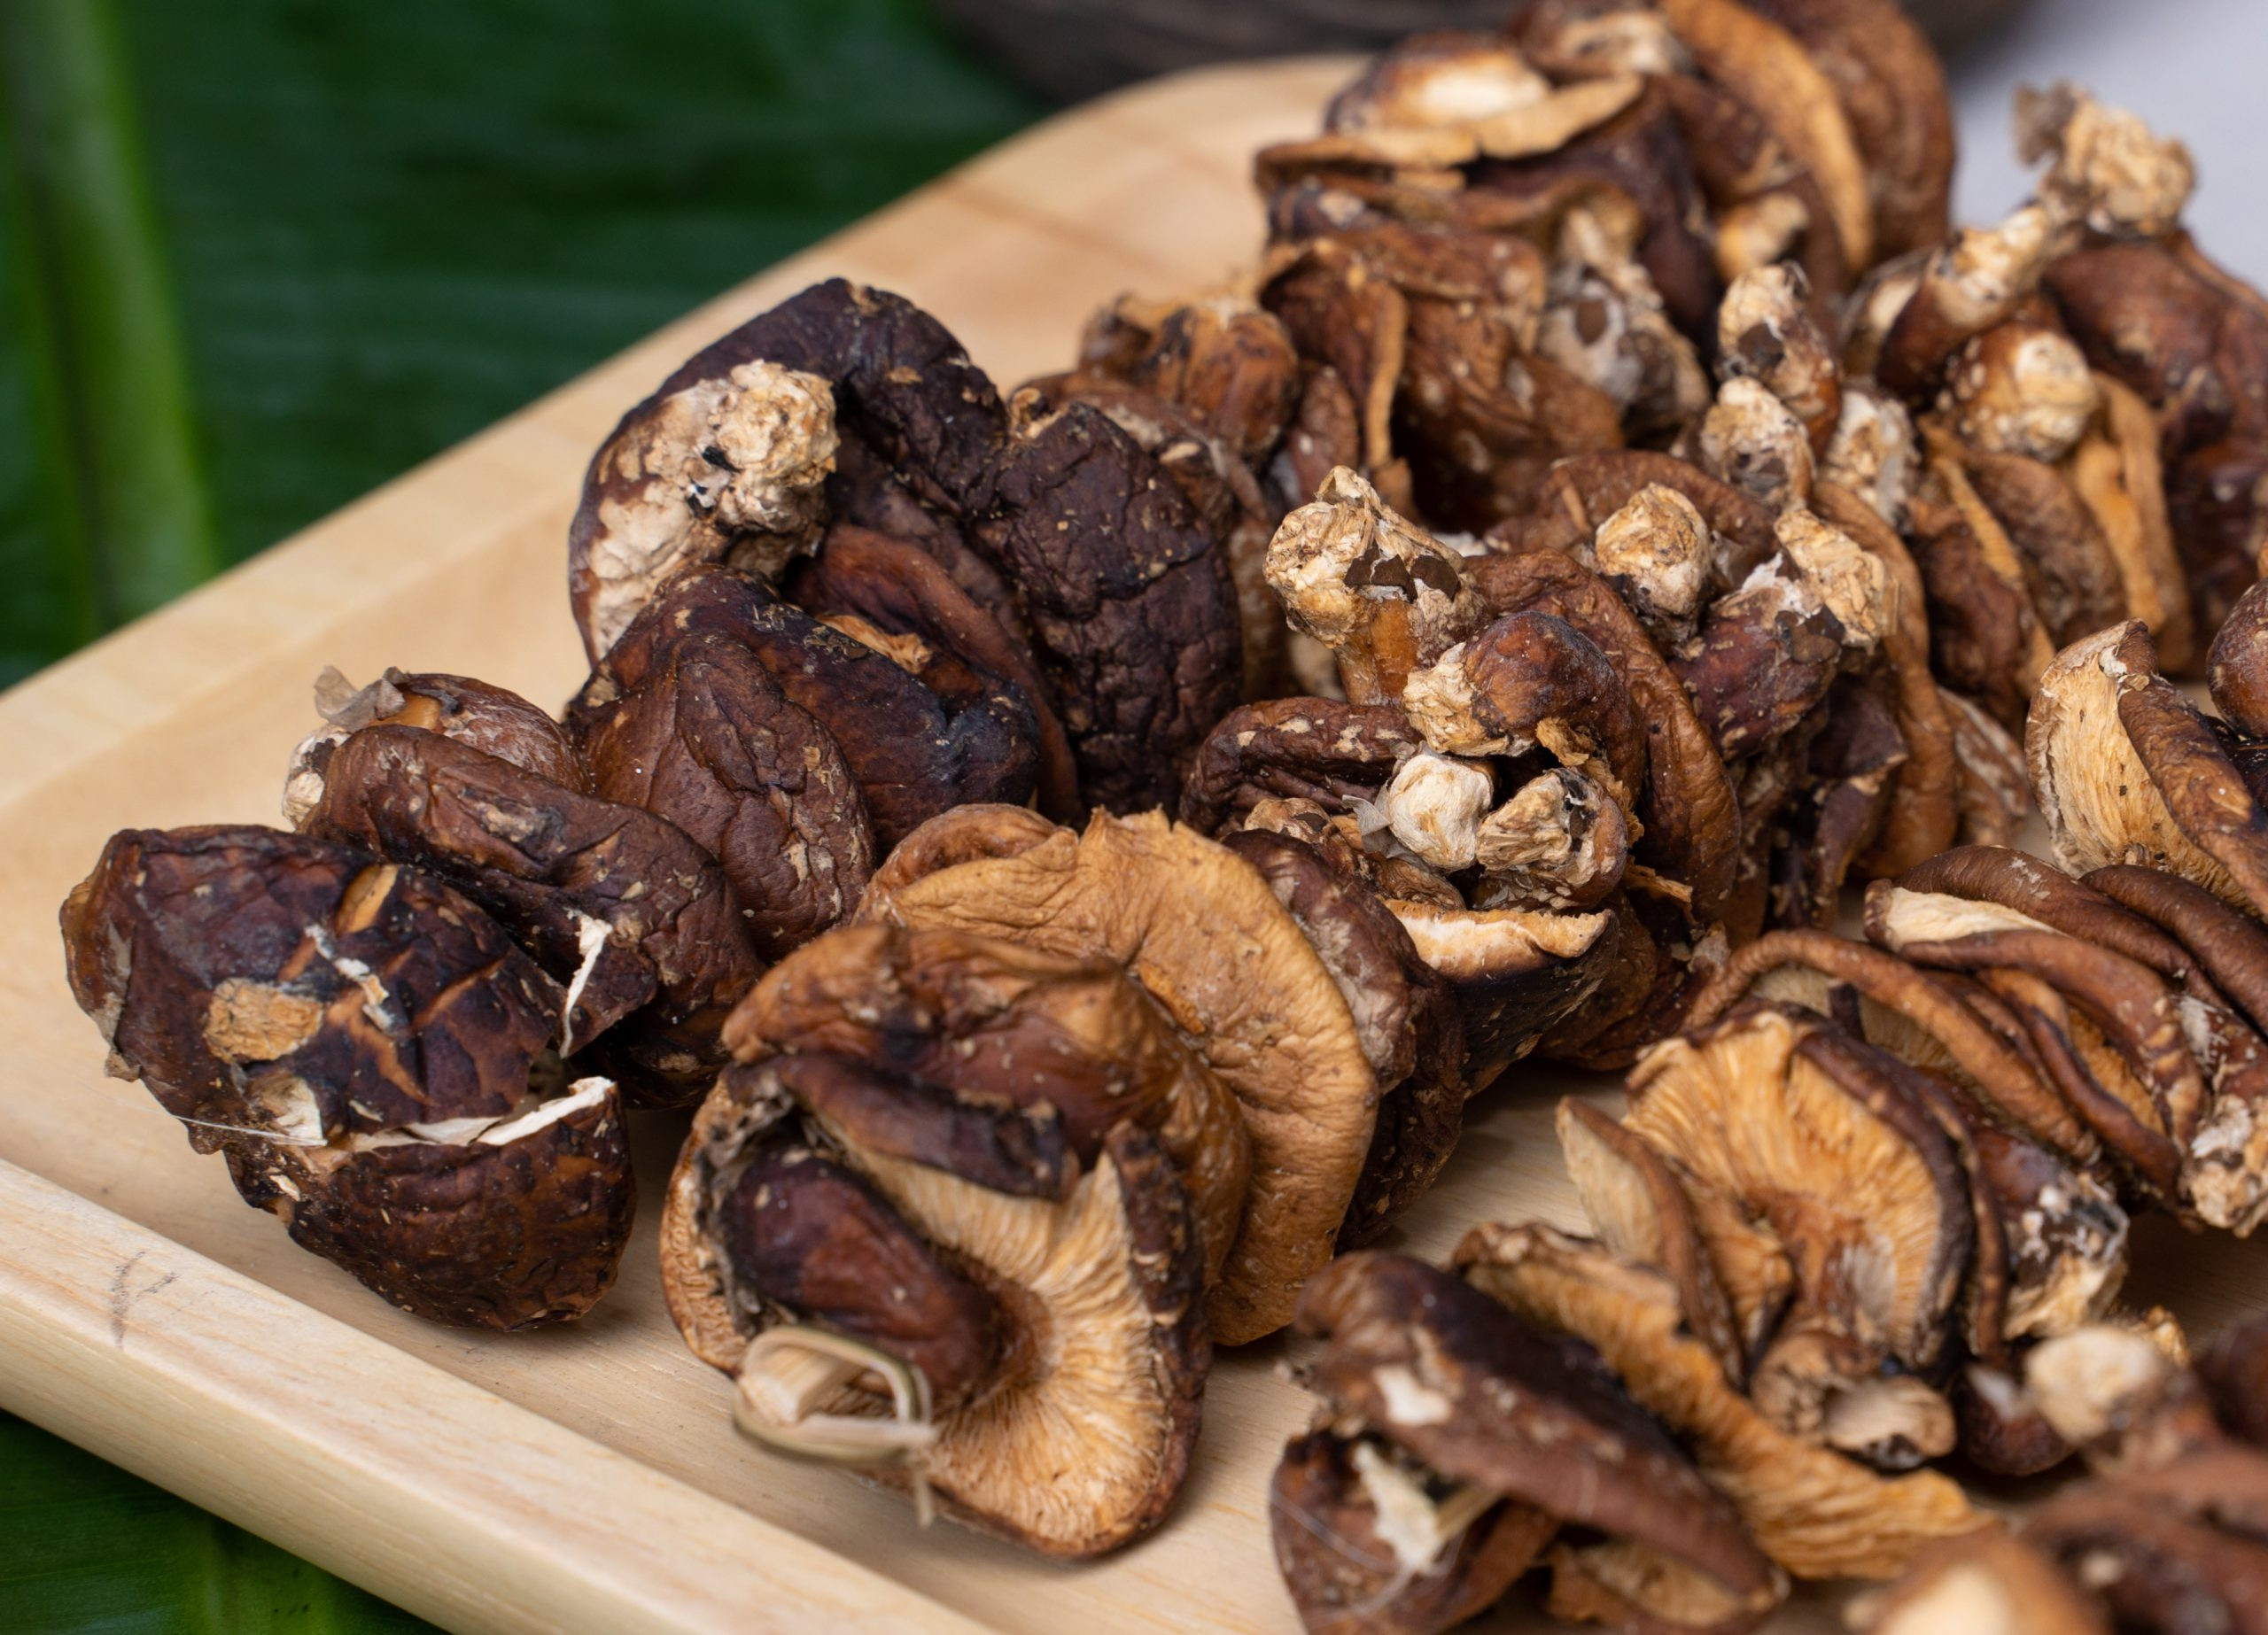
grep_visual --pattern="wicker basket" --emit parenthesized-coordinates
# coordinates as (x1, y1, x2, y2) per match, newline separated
(932, 0, 2023, 103)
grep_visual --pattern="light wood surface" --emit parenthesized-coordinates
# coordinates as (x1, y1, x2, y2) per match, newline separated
(4, 53, 2266, 1635)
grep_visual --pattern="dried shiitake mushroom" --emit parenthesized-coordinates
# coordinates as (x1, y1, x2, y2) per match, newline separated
(662, 1020, 1205, 1557)
(1274, 1251, 1783, 1635)
(1456, 1222, 1984, 1580)
(857, 807, 1379, 1345)
(61, 825, 632, 1328)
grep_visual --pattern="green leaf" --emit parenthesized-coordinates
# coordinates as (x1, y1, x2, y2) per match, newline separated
(0, 1412, 436, 1633)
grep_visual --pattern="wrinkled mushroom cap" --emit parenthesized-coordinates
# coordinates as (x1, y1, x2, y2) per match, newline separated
(858, 808, 1376, 1344)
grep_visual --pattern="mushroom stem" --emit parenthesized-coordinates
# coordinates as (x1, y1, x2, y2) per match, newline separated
(733, 1326, 938, 1475)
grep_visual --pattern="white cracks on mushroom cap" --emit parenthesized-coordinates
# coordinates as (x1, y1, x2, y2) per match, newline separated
(581, 360, 837, 658)
(1536, 205, 1709, 430)
(1821, 387, 1919, 529)
(1348, 1439, 1490, 1578)
(2018, 82, 2195, 241)
(558, 910, 615, 1055)
(1773, 508, 1892, 656)
(1715, 264, 1838, 438)
(1926, 205, 2057, 334)
(1379, 752, 1495, 871)
(1698, 381, 1814, 516)
(1264, 467, 1482, 701)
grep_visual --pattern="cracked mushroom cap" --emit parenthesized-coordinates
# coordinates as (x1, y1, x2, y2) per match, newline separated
(1178, 696, 1423, 837)
(1456, 1223, 1983, 1581)
(1288, 1251, 1783, 1633)
(299, 723, 759, 1102)
(661, 1051, 1206, 1559)
(719, 920, 1252, 1290)
(857, 808, 1377, 1345)
(1854, 1528, 2110, 1635)
(2031, 620, 2268, 922)
(1266, 467, 1487, 706)
(1622, 1008, 1972, 1465)
(569, 355, 838, 663)
(59, 825, 633, 1328)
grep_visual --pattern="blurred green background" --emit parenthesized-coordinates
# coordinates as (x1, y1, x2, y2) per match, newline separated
(0, 1, 1037, 1628)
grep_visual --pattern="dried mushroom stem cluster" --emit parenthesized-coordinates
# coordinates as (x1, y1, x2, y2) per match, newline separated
(1855, 1319, 2268, 1635)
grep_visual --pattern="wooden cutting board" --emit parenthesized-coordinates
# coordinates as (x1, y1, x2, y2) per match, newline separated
(3, 55, 2263, 1635)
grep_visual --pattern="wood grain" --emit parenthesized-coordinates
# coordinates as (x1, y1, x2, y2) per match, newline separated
(3, 51, 2265, 1635)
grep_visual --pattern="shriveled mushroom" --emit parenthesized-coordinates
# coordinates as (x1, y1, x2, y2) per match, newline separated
(1277, 1251, 1783, 1635)
(662, 1045, 1205, 1557)
(60, 825, 633, 1328)
(858, 808, 1377, 1345)
(1456, 1223, 1984, 1580)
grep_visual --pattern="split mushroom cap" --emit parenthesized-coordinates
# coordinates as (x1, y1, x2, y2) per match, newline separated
(722, 920, 1253, 1289)
(857, 807, 1377, 1345)
(1289, 1251, 1783, 1631)
(2031, 620, 2268, 921)
(1854, 1529, 2111, 1635)
(661, 1053, 1207, 1558)
(284, 666, 585, 826)
(1270, 1429, 1556, 1635)
(1178, 696, 1422, 837)
(1455, 1222, 1984, 1581)
(1386, 895, 1619, 1091)
(59, 825, 633, 1329)
(1265, 466, 1487, 706)
(299, 723, 759, 1100)
(1622, 1007, 1972, 1462)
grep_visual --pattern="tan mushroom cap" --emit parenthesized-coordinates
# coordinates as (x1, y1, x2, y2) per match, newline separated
(1624, 1009, 1974, 1380)
(1457, 1223, 1983, 1581)
(858, 808, 1375, 1345)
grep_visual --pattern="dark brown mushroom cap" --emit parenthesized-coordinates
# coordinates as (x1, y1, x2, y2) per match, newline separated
(578, 564, 1038, 851)
(719, 920, 1252, 1290)
(1960, 449, 2128, 650)
(1495, 451, 1781, 585)
(60, 825, 634, 1329)
(225, 1075, 633, 1329)
(301, 724, 759, 1078)
(973, 390, 1242, 815)
(1868, 884, 2209, 1164)
(284, 668, 586, 825)
(2086, 863, 2268, 1041)
(857, 809, 1377, 1345)
(2210, 579, 2268, 740)
(1270, 1429, 1556, 1635)
(2199, 1313, 2268, 1449)
(1298, 1251, 1780, 1616)
(62, 825, 563, 1140)
(1465, 546, 1742, 927)
(2032, 620, 2268, 921)
(1178, 696, 1420, 837)
(1769, 673, 1910, 934)
(788, 522, 1078, 822)
(1455, 1222, 1983, 1580)
(1558, 1096, 1746, 1383)
(1219, 828, 1466, 1246)
(1855, 1528, 2109, 1635)
(661, 1053, 1208, 1558)
(580, 631, 874, 958)
(1907, 498, 2045, 729)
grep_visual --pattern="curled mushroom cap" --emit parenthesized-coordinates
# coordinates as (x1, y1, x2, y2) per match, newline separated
(722, 921, 1253, 1290)
(300, 724, 760, 1102)
(2209, 578, 2268, 742)
(660, 1055, 1206, 1558)
(1265, 466, 1486, 704)
(1387, 896, 1619, 1092)
(2030, 621, 2268, 921)
(858, 808, 1375, 1345)
(1456, 1223, 1983, 1580)
(59, 825, 633, 1328)
(569, 356, 839, 663)
(1288, 1251, 1783, 1631)
(1624, 1008, 1972, 1462)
